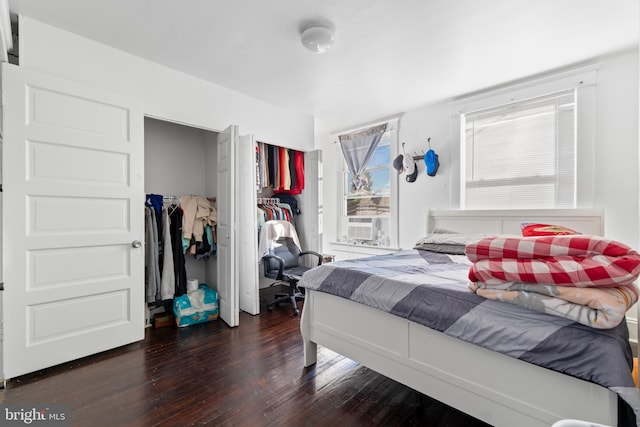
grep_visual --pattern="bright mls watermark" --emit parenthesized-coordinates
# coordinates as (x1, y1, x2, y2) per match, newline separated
(0, 405, 69, 426)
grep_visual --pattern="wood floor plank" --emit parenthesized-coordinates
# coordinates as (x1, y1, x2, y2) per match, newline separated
(0, 303, 490, 427)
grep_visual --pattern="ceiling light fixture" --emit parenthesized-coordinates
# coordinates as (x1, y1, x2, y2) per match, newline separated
(300, 25, 335, 53)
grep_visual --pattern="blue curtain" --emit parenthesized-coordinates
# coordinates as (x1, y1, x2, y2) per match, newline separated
(338, 123, 387, 192)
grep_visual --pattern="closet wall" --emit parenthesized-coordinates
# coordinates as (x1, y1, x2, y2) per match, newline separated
(144, 117, 219, 291)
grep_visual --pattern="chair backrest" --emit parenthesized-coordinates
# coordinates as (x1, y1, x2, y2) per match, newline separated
(265, 237, 302, 273)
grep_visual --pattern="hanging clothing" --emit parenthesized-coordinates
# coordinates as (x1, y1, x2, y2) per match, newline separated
(160, 207, 175, 301)
(257, 220, 302, 261)
(170, 207, 188, 296)
(146, 195, 215, 302)
(257, 200, 294, 223)
(180, 195, 217, 243)
(256, 142, 306, 193)
(194, 226, 214, 260)
(145, 194, 163, 225)
(261, 143, 269, 188)
(270, 145, 279, 190)
(257, 207, 267, 232)
(288, 149, 297, 190)
(145, 206, 161, 303)
(281, 147, 291, 190)
(145, 193, 164, 255)
(273, 193, 301, 216)
(294, 150, 305, 193)
(255, 143, 261, 191)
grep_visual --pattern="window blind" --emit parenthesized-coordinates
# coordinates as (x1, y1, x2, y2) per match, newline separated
(462, 90, 576, 209)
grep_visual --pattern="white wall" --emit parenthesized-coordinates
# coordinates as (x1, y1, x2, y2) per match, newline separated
(593, 50, 639, 248)
(319, 49, 639, 250)
(18, 18, 314, 151)
(144, 118, 211, 196)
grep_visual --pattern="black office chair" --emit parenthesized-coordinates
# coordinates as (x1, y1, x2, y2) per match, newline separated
(262, 237, 322, 315)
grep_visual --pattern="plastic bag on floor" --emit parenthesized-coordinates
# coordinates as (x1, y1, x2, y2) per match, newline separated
(173, 284, 219, 327)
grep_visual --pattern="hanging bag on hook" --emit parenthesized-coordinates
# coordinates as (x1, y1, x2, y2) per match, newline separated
(401, 142, 418, 182)
(424, 149, 439, 176)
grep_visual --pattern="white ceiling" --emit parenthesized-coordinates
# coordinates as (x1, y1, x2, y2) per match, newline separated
(8, 0, 639, 132)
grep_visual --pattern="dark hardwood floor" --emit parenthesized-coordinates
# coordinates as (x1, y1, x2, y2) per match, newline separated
(0, 295, 491, 427)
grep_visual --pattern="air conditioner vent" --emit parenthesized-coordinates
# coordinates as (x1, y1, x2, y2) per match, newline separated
(347, 217, 373, 241)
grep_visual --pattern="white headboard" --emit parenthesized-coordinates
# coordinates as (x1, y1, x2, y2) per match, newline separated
(426, 209, 604, 236)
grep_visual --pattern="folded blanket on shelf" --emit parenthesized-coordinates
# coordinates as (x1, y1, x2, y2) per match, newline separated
(466, 235, 640, 287)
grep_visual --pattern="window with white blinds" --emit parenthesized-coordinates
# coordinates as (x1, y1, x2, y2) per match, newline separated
(462, 90, 576, 209)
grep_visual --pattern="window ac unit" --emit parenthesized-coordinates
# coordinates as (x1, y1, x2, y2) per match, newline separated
(347, 217, 374, 241)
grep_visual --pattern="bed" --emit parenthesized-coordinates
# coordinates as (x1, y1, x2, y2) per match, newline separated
(299, 209, 639, 427)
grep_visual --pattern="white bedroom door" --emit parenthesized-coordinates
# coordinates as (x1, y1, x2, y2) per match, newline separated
(2, 64, 145, 379)
(237, 134, 259, 315)
(216, 125, 239, 327)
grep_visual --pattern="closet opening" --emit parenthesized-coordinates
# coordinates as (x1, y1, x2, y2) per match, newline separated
(142, 117, 321, 325)
(143, 116, 220, 327)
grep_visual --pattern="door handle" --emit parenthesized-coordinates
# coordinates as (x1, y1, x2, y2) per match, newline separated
(131, 240, 142, 248)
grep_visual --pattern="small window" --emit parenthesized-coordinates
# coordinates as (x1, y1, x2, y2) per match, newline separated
(344, 139, 391, 216)
(336, 120, 399, 248)
(462, 90, 576, 209)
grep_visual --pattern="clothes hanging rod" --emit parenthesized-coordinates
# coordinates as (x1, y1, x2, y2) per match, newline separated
(257, 197, 280, 204)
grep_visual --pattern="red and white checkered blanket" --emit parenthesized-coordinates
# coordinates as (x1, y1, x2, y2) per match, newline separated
(466, 235, 640, 288)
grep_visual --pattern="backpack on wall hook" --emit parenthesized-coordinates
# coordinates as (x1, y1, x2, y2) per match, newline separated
(424, 137, 439, 177)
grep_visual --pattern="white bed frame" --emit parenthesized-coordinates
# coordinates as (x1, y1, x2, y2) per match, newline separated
(301, 209, 621, 427)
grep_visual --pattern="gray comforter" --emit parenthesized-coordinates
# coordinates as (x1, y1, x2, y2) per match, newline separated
(299, 249, 640, 425)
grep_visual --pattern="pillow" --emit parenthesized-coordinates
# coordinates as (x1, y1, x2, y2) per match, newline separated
(414, 242, 466, 255)
(414, 233, 490, 247)
(430, 228, 456, 234)
(414, 233, 491, 254)
(521, 223, 580, 237)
